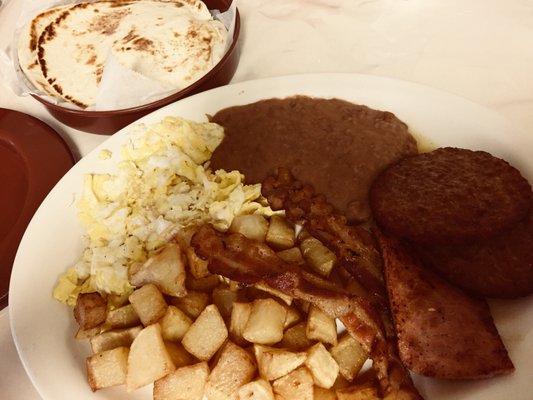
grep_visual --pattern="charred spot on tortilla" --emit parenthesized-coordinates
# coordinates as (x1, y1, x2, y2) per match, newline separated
(85, 55, 97, 65)
(132, 37, 154, 52)
(121, 29, 138, 44)
(29, 23, 38, 51)
(110, 1, 134, 8)
(95, 66, 104, 85)
(210, 96, 417, 222)
(29, 7, 63, 51)
(89, 10, 131, 36)
(51, 83, 62, 95)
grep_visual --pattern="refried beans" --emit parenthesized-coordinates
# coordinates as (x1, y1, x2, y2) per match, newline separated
(210, 96, 417, 222)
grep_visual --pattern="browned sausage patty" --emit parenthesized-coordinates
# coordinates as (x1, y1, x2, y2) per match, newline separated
(414, 207, 533, 298)
(369, 147, 531, 245)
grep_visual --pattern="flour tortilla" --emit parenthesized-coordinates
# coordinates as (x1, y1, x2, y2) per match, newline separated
(18, 0, 227, 108)
(17, 4, 70, 96)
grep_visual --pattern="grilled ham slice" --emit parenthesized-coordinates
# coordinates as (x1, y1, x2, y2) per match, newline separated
(377, 233, 514, 379)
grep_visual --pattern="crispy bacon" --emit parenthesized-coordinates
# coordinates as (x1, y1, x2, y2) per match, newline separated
(191, 225, 423, 399)
(262, 167, 387, 308)
(259, 167, 423, 398)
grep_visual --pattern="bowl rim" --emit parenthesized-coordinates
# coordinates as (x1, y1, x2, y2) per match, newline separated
(30, 8, 241, 116)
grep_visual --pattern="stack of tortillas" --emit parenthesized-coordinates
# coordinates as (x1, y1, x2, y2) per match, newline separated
(17, 0, 227, 109)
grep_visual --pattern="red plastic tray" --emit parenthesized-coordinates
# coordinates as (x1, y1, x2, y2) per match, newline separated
(0, 109, 74, 309)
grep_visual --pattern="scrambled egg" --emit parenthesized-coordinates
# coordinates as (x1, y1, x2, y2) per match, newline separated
(54, 117, 272, 305)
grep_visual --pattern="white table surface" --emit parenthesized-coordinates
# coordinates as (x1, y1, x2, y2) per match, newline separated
(1, 0, 532, 398)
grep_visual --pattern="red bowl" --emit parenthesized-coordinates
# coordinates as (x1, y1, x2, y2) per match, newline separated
(31, 1, 240, 135)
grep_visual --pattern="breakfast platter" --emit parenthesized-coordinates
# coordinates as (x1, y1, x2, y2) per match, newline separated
(9, 74, 533, 400)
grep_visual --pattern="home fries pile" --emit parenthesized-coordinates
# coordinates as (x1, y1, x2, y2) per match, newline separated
(53, 117, 368, 399)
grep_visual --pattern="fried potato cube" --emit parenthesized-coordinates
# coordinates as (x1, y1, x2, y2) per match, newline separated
(212, 287, 239, 318)
(280, 322, 314, 350)
(165, 341, 195, 368)
(74, 292, 107, 330)
(86, 346, 129, 391)
(254, 345, 307, 381)
(330, 334, 368, 381)
(90, 325, 142, 354)
(105, 304, 141, 329)
(185, 246, 210, 279)
(160, 305, 193, 341)
(305, 343, 339, 389)
(230, 302, 253, 346)
(276, 247, 305, 265)
(300, 238, 336, 277)
(243, 299, 287, 345)
(238, 379, 275, 400)
(186, 274, 221, 292)
(182, 304, 228, 361)
(254, 283, 293, 305)
(266, 215, 295, 249)
(314, 387, 337, 400)
(306, 306, 337, 346)
(75, 326, 102, 340)
(205, 341, 257, 399)
(153, 362, 209, 400)
(283, 305, 301, 328)
(336, 383, 379, 400)
(171, 290, 210, 319)
(129, 243, 187, 297)
(126, 324, 175, 392)
(229, 214, 269, 242)
(272, 367, 314, 400)
(129, 284, 168, 326)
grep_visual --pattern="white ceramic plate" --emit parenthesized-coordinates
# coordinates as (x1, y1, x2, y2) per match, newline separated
(10, 74, 533, 400)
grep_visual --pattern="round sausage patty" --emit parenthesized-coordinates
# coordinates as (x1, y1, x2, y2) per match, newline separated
(414, 207, 533, 298)
(369, 147, 531, 245)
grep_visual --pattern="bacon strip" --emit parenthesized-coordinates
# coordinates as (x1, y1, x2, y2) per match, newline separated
(191, 225, 423, 399)
(262, 167, 387, 308)
(260, 167, 423, 398)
